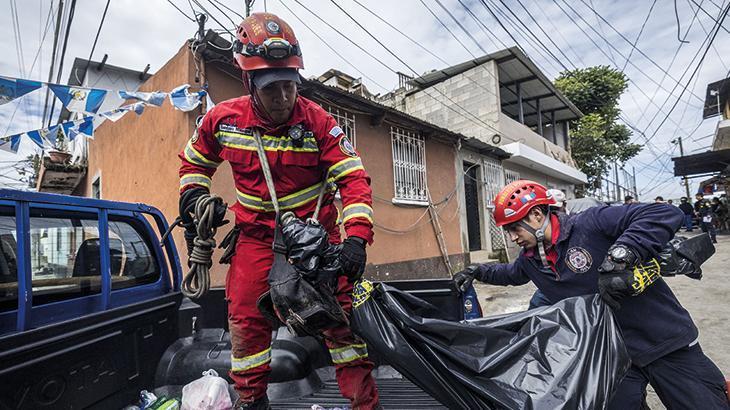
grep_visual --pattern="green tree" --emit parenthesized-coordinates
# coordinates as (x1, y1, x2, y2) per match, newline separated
(554, 66, 641, 193)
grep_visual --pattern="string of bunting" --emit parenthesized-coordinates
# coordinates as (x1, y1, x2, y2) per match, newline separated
(0, 76, 208, 154)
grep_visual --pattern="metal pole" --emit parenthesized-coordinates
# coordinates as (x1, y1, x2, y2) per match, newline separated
(676, 136, 692, 199)
(633, 166, 638, 200)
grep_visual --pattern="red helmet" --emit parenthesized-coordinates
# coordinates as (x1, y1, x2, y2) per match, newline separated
(493, 180, 555, 226)
(233, 13, 303, 71)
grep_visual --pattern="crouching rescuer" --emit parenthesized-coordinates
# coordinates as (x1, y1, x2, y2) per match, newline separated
(178, 13, 380, 409)
(453, 180, 729, 409)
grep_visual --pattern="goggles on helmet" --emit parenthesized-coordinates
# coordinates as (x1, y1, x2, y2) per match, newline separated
(234, 37, 301, 60)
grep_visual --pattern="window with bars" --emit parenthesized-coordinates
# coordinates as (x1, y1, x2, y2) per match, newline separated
(391, 126, 427, 203)
(504, 168, 521, 185)
(326, 105, 356, 147)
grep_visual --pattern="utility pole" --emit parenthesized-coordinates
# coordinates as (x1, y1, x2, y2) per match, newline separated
(672, 137, 692, 200)
(614, 161, 620, 202)
(245, 0, 254, 16)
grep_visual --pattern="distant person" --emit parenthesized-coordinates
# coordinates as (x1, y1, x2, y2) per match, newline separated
(624, 195, 635, 205)
(667, 199, 673, 205)
(678, 197, 694, 232)
(694, 193, 717, 243)
(711, 197, 728, 232)
(655, 196, 665, 203)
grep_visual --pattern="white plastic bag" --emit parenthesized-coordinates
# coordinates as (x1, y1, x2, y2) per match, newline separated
(181, 369, 233, 410)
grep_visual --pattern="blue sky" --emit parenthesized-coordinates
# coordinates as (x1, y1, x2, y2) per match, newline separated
(2, 0, 729, 199)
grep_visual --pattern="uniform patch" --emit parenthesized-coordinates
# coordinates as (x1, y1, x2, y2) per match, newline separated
(565, 247, 592, 273)
(339, 137, 357, 157)
(219, 123, 250, 134)
(329, 125, 344, 138)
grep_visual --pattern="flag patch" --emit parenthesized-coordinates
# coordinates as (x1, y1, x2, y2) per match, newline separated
(329, 125, 344, 138)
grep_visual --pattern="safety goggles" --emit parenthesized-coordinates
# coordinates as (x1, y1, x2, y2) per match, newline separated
(234, 37, 301, 60)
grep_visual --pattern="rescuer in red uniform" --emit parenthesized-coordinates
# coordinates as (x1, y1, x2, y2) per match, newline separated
(178, 12, 380, 410)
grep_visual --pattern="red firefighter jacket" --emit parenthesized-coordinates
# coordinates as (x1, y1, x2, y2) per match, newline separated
(178, 95, 374, 243)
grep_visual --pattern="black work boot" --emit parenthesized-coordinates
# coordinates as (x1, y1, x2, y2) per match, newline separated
(233, 396, 271, 410)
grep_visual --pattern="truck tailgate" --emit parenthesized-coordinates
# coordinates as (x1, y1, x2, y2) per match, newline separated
(271, 378, 445, 409)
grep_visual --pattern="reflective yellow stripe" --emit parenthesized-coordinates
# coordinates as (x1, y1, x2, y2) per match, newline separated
(215, 131, 318, 152)
(329, 343, 368, 364)
(342, 203, 373, 224)
(327, 157, 364, 183)
(180, 173, 211, 190)
(184, 140, 221, 168)
(231, 347, 272, 372)
(236, 182, 335, 212)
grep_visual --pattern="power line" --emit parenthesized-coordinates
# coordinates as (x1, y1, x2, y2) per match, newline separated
(326, 0, 508, 136)
(81, 0, 111, 83)
(166, 0, 196, 21)
(575, 0, 706, 105)
(675, 0, 691, 43)
(550, 0, 699, 133)
(42, 0, 65, 128)
(418, 0, 477, 59)
(46, 0, 77, 127)
(687, 0, 729, 73)
(202, 0, 238, 28)
(640, 2, 729, 145)
(275, 0, 390, 93)
(631, 0, 702, 131)
(208, 0, 244, 21)
(622, 0, 658, 72)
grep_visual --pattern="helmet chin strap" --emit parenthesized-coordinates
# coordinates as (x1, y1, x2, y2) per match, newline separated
(517, 210, 552, 266)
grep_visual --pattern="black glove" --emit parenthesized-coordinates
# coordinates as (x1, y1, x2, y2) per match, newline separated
(453, 264, 480, 293)
(340, 236, 367, 280)
(598, 244, 659, 309)
(179, 187, 228, 228)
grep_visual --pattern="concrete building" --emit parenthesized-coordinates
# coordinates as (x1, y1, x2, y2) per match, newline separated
(44, 34, 508, 284)
(380, 47, 586, 255)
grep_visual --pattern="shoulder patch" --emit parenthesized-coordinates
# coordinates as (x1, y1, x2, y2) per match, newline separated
(565, 247, 593, 274)
(339, 137, 358, 157)
(329, 125, 344, 138)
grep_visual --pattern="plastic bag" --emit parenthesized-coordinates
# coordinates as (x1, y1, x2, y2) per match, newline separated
(181, 369, 232, 410)
(351, 281, 631, 410)
(657, 234, 715, 280)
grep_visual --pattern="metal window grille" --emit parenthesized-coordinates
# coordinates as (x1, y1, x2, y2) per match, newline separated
(391, 126, 427, 202)
(483, 158, 506, 250)
(326, 105, 356, 147)
(504, 168, 521, 185)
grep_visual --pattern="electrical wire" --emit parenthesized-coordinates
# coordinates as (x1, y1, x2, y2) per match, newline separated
(166, 0, 196, 22)
(297, 0, 504, 138)
(675, 0, 691, 43)
(202, 0, 237, 28)
(639, 2, 730, 145)
(81, 0, 111, 81)
(208, 0, 245, 20)
(622, 0, 658, 72)
(46, 0, 77, 127)
(575, 0, 706, 105)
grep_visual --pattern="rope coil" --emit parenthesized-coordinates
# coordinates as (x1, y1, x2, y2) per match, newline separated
(182, 194, 224, 299)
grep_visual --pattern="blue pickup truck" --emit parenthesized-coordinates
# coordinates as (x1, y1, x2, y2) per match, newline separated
(0, 190, 479, 409)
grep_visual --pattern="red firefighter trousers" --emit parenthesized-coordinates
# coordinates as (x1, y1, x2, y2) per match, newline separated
(225, 229, 379, 409)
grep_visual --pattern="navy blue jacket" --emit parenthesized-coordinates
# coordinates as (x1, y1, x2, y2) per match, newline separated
(476, 203, 697, 367)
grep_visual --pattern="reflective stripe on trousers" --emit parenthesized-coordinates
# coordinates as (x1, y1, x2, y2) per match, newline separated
(329, 343, 368, 364)
(231, 347, 272, 372)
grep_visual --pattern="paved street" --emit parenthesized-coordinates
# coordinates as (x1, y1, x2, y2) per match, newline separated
(474, 233, 729, 409)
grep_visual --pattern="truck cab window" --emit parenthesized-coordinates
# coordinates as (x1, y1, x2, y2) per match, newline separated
(0, 212, 18, 312)
(29, 210, 101, 305)
(108, 218, 160, 290)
